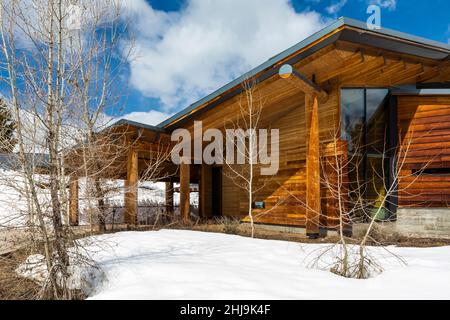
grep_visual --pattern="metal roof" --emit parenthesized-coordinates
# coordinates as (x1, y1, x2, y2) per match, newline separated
(391, 85, 450, 96)
(127, 17, 450, 130)
(0, 153, 50, 170)
(107, 119, 168, 133)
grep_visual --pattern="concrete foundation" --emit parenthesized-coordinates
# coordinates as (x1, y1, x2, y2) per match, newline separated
(395, 208, 450, 238)
(353, 208, 450, 239)
(246, 208, 450, 240)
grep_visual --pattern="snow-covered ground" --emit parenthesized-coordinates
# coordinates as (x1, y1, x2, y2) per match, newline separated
(0, 168, 188, 228)
(63, 230, 450, 300)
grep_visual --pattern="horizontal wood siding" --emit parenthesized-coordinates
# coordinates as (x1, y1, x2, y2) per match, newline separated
(398, 96, 450, 207)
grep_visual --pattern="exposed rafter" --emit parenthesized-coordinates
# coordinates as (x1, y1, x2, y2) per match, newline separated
(279, 64, 328, 101)
(315, 51, 364, 84)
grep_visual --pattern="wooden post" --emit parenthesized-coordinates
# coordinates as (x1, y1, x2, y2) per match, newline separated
(165, 181, 174, 216)
(305, 94, 321, 237)
(180, 158, 190, 224)
(279, 65, 326, 238)
(69, 176, 79, 226)
(200, 165, 212, 218)
(125, 149, 138, 226)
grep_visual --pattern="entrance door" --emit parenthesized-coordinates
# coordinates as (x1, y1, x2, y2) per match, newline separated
(211, 167, 222, 217)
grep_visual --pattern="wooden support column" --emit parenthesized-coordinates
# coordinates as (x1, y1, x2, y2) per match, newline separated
(200, 165, 212, 218)
(165, 181, 174, 216)
(69, 176, 79, 226)
(305, 94, 321, 237)
(279, 64, 326, 238)
(180, 159, 191, 224)
(125, 149, 138, 226)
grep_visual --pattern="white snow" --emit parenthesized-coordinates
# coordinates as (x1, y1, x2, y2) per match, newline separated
(0, 168, 189, 228)
(59, 230, 450, 300)
(16, 253, 105, 294)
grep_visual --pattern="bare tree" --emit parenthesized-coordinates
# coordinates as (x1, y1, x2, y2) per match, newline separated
(305, 123, 430, 279)
(223, 80, 267, 238)
(0, 0, 133, 298)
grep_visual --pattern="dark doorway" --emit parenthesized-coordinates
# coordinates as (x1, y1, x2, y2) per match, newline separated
(212, 167, 222, 217)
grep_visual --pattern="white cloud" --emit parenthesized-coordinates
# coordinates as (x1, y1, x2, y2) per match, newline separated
(326, 0, 347, 15)
(448, 25, 450, 44)
(369, 0, 397, 11)
(122, 0, 327, 112)
(121, 110, 172, 126)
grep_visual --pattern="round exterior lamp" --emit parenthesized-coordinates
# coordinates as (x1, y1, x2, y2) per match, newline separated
(279, 64, 293, 79)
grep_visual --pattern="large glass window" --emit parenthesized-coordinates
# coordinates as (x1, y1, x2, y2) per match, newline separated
(341, 88, 390, 221)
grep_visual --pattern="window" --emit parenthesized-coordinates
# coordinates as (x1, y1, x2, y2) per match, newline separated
(413, 168, 450, 176)
(341, 88, 392, 220)
(341, 88, 389, 154)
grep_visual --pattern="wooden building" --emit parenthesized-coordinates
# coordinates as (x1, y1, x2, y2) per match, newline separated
(69, 18, 450, 237)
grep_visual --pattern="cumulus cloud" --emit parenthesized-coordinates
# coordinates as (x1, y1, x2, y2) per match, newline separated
(369, 0, 397, 11)
(122, 0, 327, 112)
(121, 110, 172, 126)
(447, 25, 450, 44)
(326, 0, 348, 15)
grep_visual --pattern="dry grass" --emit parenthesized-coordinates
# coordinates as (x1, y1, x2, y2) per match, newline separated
(0, 250, 41, 300)
(188, 221, 450, 248)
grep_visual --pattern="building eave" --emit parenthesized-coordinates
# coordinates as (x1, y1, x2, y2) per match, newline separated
(155, 17, 450, 130)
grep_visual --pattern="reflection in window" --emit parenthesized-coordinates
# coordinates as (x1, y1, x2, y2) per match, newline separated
(366, 89, 389, 155)
(340, 88, 390, 221)
(341, 89, 365, 153)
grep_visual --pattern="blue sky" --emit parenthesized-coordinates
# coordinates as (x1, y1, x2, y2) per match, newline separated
(117, 0, 449, 125)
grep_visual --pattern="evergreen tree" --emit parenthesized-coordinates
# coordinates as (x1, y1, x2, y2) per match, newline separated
(0, 98, 16, 153)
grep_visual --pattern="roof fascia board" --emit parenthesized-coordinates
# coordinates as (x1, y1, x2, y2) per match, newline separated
(342, 17, 450, 53)
(107, 119, 168, 133)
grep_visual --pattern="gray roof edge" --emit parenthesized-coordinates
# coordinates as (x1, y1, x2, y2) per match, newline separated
(342, 17, 450, 52)
(108, 119, 167, 133)
(391, 85, 450, 95)
(156, 17, 450, 129)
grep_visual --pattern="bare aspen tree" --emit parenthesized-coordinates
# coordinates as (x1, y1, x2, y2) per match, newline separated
(223, 80, 265, 238)
(63, 1, 137, 233)
(0, 0, 133, 298)
(304, 124, 429, 279)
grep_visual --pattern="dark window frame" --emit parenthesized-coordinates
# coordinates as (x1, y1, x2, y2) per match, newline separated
(340, 87, 398, 220)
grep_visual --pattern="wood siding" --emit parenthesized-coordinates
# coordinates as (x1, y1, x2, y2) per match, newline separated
(173, 41, 449, 227)
(398, 96, 450, 207)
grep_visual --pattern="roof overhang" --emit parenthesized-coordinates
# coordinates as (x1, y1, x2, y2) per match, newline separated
(105, 119, 168, 134)
(392, 84, 450, 96)
(156, 17, 450, 130)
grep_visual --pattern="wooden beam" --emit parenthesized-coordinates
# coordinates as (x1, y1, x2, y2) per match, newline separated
(69, 176, 79, 227)
(361, 60, 406, 84)
(125, 149, 138, 225)
(390, 63, 423, 84)
(200, 165, 212, 218)
(165, 181, 174, 216)
(305, 94, 321, 237)
(415, 66, 440, 83)
(180, 158, 191, 224)
(279, 64, 328, 102)
(315, 51, 364, 84)
(339, 55, 386, 83)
